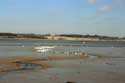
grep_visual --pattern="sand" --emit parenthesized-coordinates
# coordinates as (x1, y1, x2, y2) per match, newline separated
(0, 54, 112, 72)
(1, 54, 124, 83)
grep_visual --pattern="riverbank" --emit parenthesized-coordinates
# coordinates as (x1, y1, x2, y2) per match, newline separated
(0, 37, 125, 42)
(0, 54, 125, 83)
(0, 33, 125, 42)
(0, 53, 112, 72)
(46, 36, 125, 42)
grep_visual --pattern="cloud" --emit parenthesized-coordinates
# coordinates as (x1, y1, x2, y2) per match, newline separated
(98, 6, 112, 12)
(88, 0, 100, 4)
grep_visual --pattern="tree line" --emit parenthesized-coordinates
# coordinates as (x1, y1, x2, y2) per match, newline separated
(0, 33, 124, 40)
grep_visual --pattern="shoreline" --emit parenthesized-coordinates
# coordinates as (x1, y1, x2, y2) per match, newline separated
(0, 37, 125, 42)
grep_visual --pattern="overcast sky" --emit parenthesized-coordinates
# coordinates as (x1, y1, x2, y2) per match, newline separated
(0, 0, 125, 37)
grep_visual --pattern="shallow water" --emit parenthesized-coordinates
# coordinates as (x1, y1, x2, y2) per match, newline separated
(0, 39, 125, 83)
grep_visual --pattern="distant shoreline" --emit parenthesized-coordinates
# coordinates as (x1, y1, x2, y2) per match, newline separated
(0, 37, 125, 42)
(0, 33, 125, 42)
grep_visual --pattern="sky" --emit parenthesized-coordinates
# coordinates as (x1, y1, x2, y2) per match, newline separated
(0, 0, 125, 37)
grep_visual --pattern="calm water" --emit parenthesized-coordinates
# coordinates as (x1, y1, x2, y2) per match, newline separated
(0, 39, 125, 47)
(0, 39, 125, 58)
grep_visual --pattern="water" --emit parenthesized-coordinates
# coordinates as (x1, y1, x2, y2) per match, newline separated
(0, 39, 125, 83)
(0, 39, 125, 57)
(0, 39, 125, 47)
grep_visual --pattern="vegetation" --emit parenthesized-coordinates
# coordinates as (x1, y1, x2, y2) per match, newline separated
(0, 33, 47, 39)
(0, 33, 124, 41)
(57, 34, 122, 40)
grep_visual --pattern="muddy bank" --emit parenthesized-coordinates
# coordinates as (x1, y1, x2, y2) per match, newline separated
(0, 54, 112, 72)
